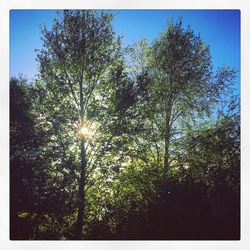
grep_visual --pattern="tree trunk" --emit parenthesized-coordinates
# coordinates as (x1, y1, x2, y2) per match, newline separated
(74, 137, 87, 239)
(163, 127, 170, 194)
(162, 106, 171, 194)
(74, 77, 86, 239)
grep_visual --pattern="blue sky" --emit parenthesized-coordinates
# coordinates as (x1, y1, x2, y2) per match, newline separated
(10, 9, 240, 92)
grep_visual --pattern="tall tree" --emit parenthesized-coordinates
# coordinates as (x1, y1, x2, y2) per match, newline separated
(36, 10, 120, 239)
(132, 19, 236, 193)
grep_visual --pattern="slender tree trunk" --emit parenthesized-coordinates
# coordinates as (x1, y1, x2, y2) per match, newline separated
(74, 77, 86, 239)
(74, 137, 87, 239)
(163, 122, 170, 194)
(162, 102, 171, 194)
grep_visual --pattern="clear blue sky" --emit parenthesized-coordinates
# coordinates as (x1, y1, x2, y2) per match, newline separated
(10, 9, 240, 92)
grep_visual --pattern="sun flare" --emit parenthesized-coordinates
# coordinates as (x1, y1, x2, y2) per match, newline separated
(80, 126, 89, 137)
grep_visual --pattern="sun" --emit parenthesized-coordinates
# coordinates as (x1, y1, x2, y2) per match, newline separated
(78, 120, 98, 139)
(80, 126, 89, 137)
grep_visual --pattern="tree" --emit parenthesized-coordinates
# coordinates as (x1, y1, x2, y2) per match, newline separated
(36, 10, 121, 239)
(132, 19, 236, 193)
(10, 77, 50, 239)
(10, 77, 35, 239)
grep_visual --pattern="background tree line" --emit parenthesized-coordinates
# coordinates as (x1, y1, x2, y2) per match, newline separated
(10, 10, 240, 240)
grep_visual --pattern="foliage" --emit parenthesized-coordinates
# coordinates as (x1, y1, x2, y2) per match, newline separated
(10, 13, 240, 240)
(10, 77, 51, 239)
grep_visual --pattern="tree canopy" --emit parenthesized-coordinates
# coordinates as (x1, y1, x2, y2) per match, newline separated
(10, 11, 240, 240)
